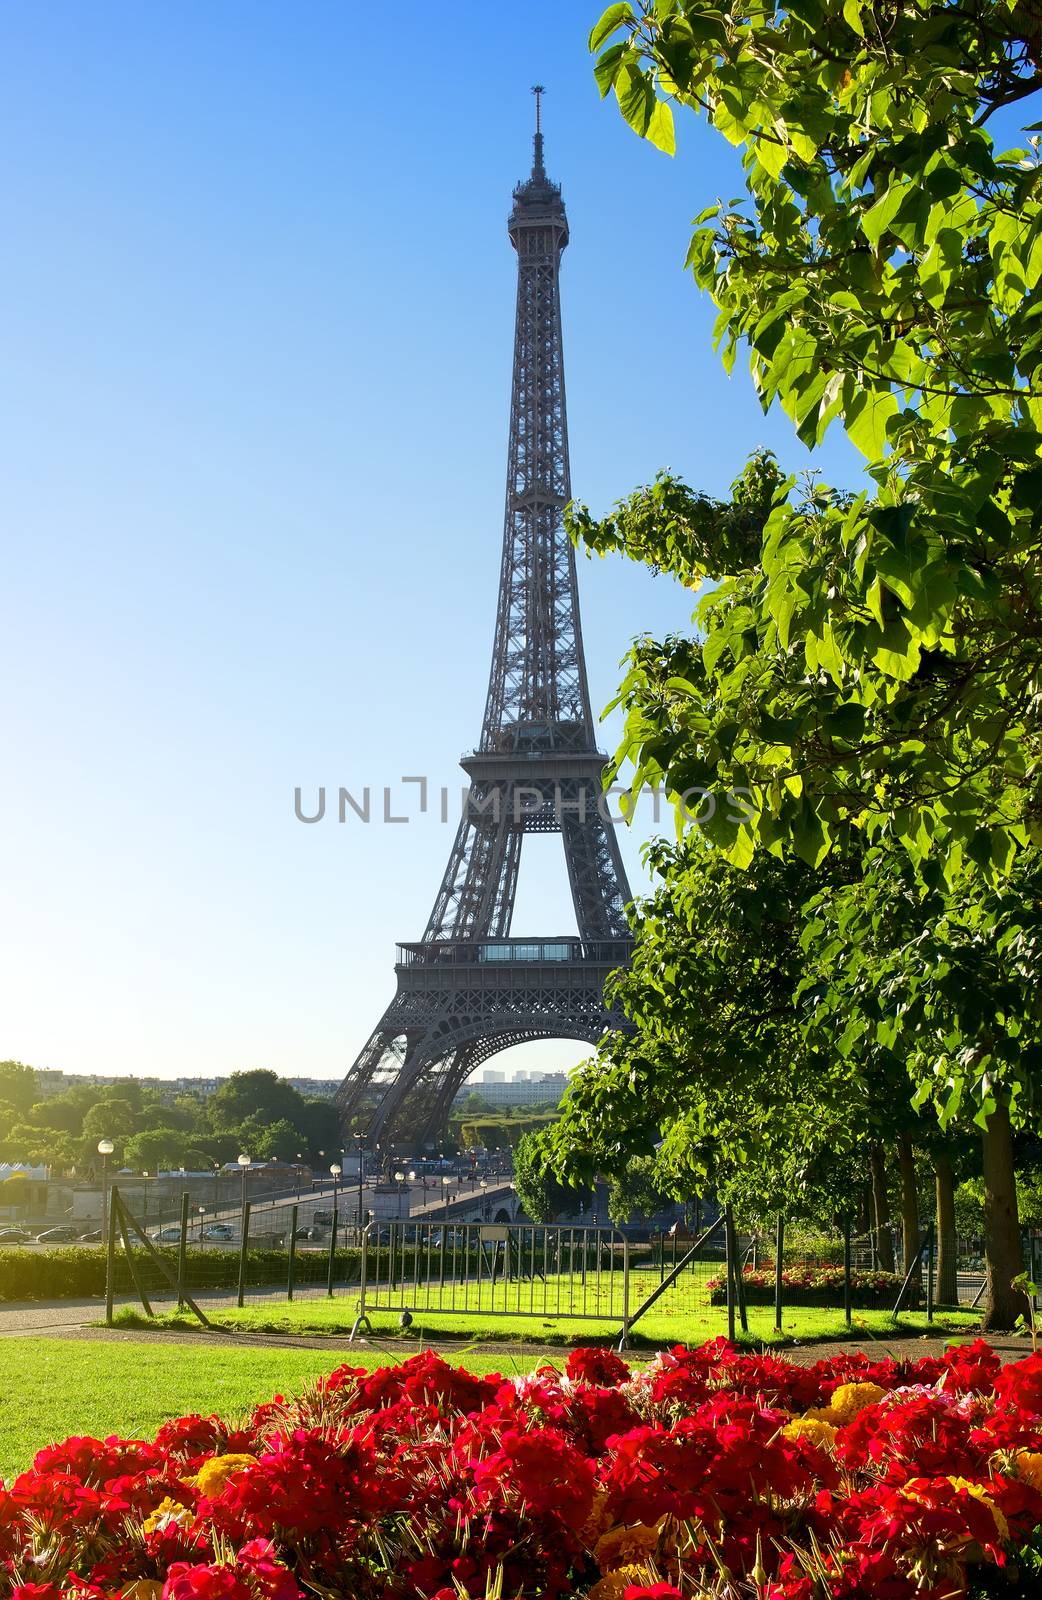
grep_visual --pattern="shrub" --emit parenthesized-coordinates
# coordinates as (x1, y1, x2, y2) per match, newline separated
(707, 1264, 903, 1309)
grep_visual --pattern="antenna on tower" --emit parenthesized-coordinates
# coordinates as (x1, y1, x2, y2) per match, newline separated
(531, 84, 546, 178)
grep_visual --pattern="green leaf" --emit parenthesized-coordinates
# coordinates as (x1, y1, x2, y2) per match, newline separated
(647, 98, 676, 156)
(846, 387, 898, 460)
(824, 703, 867, 741)
(593, 42, 627, 98)
(589, 2, 631, 52)
(842, 0, 865, 35)
(862, 183, 906, 245)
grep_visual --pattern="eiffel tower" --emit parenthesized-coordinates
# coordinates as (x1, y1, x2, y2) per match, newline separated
(336, 91, 633, 1149)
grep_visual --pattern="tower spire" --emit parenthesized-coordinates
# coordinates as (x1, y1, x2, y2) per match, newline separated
(334, 113, 633, 1149)
(531, 83, 546, 178)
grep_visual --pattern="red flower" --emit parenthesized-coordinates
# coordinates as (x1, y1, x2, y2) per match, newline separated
(216, 1425, 405, 1535)
(565, 1347, 630, 1387)
(164, 1564, 251, 1600)
(472, 1426, 595, 1533)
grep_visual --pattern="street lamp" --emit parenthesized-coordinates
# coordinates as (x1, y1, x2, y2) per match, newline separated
(330, 1162, 342, 1223)
(354, 1133, 366, 1232)
(97, 1139, 114, 1239)
(394, 1169, 406, 1219)
(237, 1153, 251, 1222)
(442, 1172, 452, 1222)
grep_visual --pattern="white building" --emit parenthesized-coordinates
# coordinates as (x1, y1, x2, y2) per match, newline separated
(452, 1073, 570, 1110)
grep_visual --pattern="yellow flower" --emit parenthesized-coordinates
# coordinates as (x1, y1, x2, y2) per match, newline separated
(141, 1497, 192, 1535)
(947, 1476, 1009, 1543)
(587, 1564, 653, 1600)
(902, 1477, 1009, 1544)
(580, 1481, 614, 1548)
(782, 1416, 839, 1450)
(825, 1382, 887, 1425)
(121, 1583, 164, 1600)
(190, 1452, 258, 1497)
(594, 1522, 662, 1573)
(1014, 1450, 1042, 1493)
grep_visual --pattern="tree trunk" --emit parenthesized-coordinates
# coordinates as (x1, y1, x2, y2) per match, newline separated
(934, 1149, 958, 1307)
(870, 1146, 895, 1272)
(981, 1100, 1026, 1332)
(898, 1135, 921, 1305)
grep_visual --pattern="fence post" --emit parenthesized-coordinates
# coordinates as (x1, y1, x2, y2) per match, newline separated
(927, 1226, 935, 1323)
(843, 1219, 853, 1329)
(287, 1204, 298, 1302)
(236, 1202, 252, 1309)
(326, 1205, 339, 1297)
(734, 1220, 749, 1333)
(105, 1184, 119, 1325)
(620, 1231, 630, 1348)
(176, 1191, 190, 1311)
(892, 1222, 933, 1317)
(774, 1214, 784, 1333)
(724, 1204, 736, 1342)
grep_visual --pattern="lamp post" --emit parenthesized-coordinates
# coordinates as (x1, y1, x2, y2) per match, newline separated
(330, 1162, 342, 1224)
(442, 1173, 452, 1223)
(97, 1139, 114, 1238)
(197, 1205, 205, 1241)
(480, 1175, 488, 1219)
(394, 1169, 406, 1219)
(237, 1153, 251, 1234)
(354, 1133, 366, 1232)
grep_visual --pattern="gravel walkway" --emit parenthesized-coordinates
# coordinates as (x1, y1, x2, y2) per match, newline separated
(0, 1297, 1031, 1365)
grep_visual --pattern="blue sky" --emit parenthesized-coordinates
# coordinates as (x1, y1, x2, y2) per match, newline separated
(1, 2, 860, 1083)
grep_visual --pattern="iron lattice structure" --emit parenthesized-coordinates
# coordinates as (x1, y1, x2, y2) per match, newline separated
(336, 97, 633, 1148)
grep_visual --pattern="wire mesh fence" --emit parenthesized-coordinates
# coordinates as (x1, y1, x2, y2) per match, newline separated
(102, 1185, 1033, 1336)
(355, 1220, 632, 1335)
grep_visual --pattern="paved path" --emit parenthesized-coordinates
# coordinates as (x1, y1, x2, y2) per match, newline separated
(0, 1294, 1031, 1367)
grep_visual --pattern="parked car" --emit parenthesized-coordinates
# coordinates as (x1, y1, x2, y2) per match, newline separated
(78, 1229, 105, 1242)
(202, 1224, 234, 1240)
(35, 1225, 80, 1243)
(0, 1227, 32, 1243)
(151, 1226, 184, 1243)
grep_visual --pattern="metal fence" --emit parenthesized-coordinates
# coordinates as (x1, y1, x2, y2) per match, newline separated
(102, 1186, 1030, 1340)
(352, 1219, 630, 1338)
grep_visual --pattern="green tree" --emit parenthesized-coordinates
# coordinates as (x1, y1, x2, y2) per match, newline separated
(80, 1098, 137, 1164)
(123, 1128, 188, 1172)
(250, 1119, 305, 1163)
(579, 0, 1042, 875)
(800, 851, 1042, 1324)
(207, 1071, 309, 1134)
(549, 841, 879, 1227)
(513, 1131, 582, 1223)
(605, 1156, 677, 1226)
(0, 1062, 38, 1117)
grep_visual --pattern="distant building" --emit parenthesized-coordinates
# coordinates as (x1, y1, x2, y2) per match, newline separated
(24, 1071, 346, 1103)
(452, 1073, 569, 1110)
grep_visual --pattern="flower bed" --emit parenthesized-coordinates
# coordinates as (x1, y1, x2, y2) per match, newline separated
(707, 1264, 903, 1308)
(4, 1339, 1042, 1598)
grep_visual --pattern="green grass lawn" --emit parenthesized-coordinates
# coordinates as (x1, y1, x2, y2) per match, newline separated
(110, 1297, 982, 1349)
(1, 1339, 523, 1487)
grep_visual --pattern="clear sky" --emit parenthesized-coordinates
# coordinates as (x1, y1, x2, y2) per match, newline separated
(1, 1, 860, 1084)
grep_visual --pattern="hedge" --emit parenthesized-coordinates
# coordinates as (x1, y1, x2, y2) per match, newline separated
(707, 1265, 904, 1309)
(0, 1245, 373, 1302)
